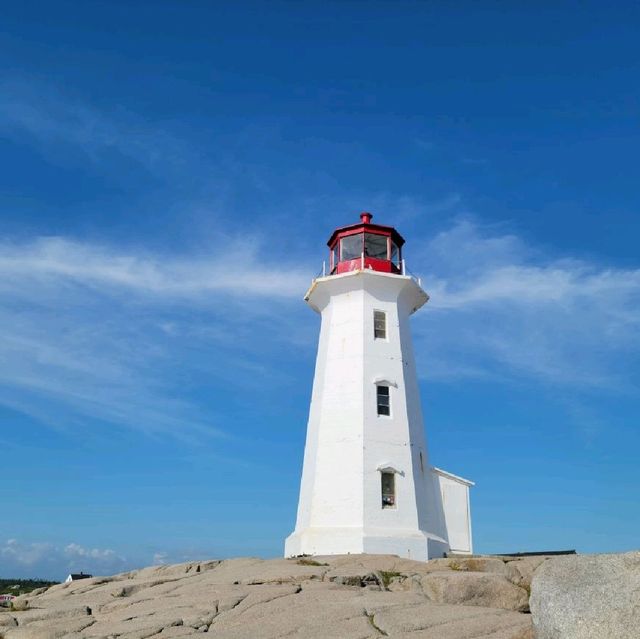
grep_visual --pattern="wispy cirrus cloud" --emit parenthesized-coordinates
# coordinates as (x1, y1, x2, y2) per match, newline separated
(0, 218, 638, 445)
(0, 82, 638, 434)
(0, 80, 190, 171)
(0, 236, 310, 299)
(0, 234, 312, 439)
(426, 221, 640, 311)
(414, 220, 640, 388)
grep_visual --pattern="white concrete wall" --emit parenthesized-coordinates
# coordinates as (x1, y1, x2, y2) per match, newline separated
(285, 269, 451, 560)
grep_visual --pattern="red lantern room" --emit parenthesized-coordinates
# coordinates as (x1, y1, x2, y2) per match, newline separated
(327, 212, 405, 275)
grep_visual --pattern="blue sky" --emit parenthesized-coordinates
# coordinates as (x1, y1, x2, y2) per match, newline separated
(1, 1, 639, 580)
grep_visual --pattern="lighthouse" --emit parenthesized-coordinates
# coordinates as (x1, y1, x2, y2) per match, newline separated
(285, 212, 474, 561)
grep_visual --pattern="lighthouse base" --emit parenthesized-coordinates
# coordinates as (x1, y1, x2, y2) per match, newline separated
(284, 527, 449, 561)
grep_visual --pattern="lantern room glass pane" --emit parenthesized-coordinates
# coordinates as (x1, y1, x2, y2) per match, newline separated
(364, 233, 388, 260)
(390, 242, 399, 266)
(340, 234, 362, 261)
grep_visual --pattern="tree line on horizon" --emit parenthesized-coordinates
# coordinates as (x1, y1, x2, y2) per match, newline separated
(0, 578, 59, 597)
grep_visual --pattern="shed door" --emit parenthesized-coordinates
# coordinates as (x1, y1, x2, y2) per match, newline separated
(442, 482, 471, 553)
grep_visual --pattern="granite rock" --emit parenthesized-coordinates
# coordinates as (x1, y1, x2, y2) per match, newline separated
(530, 551, 640, 639)
(420, 571, 530, 611)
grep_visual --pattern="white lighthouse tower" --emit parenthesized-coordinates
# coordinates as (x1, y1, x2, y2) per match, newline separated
(285, 212, 473, 561)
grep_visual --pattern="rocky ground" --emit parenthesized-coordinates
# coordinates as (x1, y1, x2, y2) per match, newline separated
(0, 554, 544, 639)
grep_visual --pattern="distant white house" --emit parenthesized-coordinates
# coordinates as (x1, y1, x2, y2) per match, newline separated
(65, 572, 92, 583)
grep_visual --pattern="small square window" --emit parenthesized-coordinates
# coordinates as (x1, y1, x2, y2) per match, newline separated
(377, 385, 390, 416)
(373, 310, 386, 340)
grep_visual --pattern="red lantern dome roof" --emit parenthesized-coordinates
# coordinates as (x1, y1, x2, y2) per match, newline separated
(326, 212, 405, 275)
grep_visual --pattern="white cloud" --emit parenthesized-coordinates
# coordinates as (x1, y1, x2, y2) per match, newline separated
(0, 218, 637, 442)
(0, 236, 310, 299)
(64, 543, 118, 561)
(413, 220, 640, 387)
(0, 234, 313, 438)
(0, 539, 126, 579)
(1, 539, 53, 567)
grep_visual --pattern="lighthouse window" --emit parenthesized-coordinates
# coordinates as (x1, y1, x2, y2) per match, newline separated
(390, 242, 400, 267)
(381, 472, 396, 508)
(374, 310, 386, 339)
(340, 234, 363, 261)
(376, 385, 390, 416)
(364, 233, 388, 260)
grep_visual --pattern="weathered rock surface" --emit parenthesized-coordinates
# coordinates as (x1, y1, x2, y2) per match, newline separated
(0, 554, 539, 638)
(530, 551, 640, 639)
(504, 557, 546, 592)
(420, 571, 530, 611)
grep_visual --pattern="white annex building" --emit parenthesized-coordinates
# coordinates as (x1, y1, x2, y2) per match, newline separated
(285, 212, 473, 561)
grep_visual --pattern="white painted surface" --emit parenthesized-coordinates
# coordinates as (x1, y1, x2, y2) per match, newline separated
(432, 467, 474, 555)
(285, 268, 464, 561)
